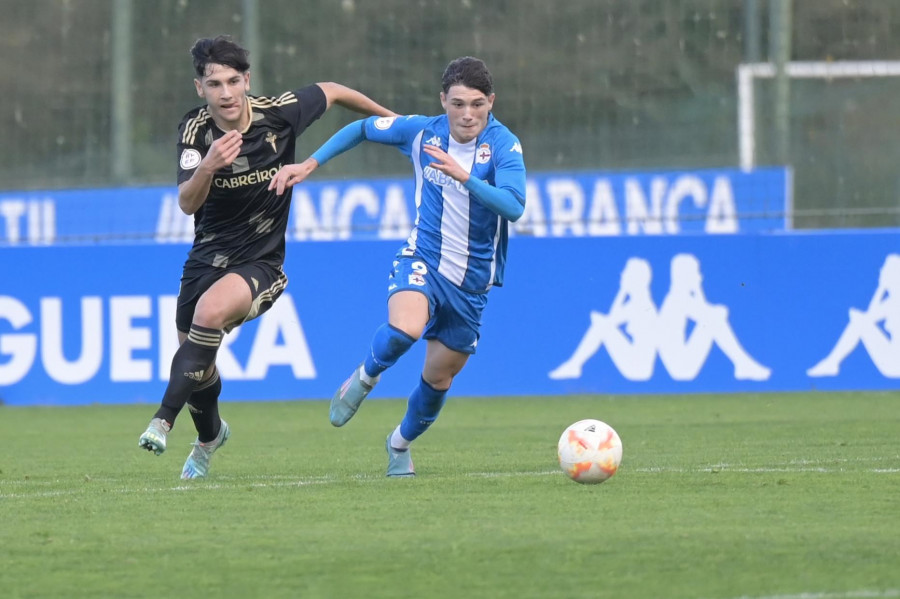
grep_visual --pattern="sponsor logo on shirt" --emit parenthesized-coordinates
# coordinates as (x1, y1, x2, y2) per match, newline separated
(213, 164, 282, 189)
(423, 166, 465, 192)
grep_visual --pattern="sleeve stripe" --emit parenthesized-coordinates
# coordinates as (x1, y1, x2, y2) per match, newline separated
(181, 108, 210, 145)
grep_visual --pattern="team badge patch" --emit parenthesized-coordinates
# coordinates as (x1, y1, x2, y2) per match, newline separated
(180, 149, 202, 169)
(475, 143, 492, 164)
(374, 116, 397, 130)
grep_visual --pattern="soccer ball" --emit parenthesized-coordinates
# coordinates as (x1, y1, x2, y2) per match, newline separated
(557, 419, 623, 484)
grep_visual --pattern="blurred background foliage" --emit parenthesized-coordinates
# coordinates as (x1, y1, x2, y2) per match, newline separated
(2, 0, 899, 227)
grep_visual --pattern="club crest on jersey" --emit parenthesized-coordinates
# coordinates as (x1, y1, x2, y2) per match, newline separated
(374, 116, 397, 130)
(180, 148, 202, 170)
(266, 132, 278, 153)
(475, 143, 492, 164)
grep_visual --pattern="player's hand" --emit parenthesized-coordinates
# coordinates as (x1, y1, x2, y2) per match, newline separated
(202, 129, 242, 171)
(268, 158, 319, 195)
(423, 144, 469, 184)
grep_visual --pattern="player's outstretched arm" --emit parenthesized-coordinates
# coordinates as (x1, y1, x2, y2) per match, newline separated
(269, 157, 318, 195)
(269, 120, 368, 194)
(316, 82, 396, 118)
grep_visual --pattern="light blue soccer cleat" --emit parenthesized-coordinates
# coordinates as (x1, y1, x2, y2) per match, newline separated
(385, 434, 415, 477)
(181, 419, 231, 480)
(138, 418, 171, 455)
(329, 364, 379, 427)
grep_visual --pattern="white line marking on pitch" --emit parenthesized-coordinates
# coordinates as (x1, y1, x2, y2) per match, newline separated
(1, 464, 896, 500)
(714, 589, 900, 599)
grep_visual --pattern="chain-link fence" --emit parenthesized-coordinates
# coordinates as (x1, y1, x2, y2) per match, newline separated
(3, 0, 899, 228)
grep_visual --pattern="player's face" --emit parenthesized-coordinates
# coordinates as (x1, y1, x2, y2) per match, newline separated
(194, 63, 251, 131)
(441, 85, 495, 144)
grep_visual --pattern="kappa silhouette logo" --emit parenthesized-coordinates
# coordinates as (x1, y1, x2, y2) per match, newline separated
(425, 136, 442, 148)
(807, 254, 900, 378)
(549, 254, 771, 382)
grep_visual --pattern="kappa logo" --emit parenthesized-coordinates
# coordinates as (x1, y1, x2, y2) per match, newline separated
(549, 254, 771, 382)
(180, 149, 202, 170)
(425, 136, 442, 148)
(807, 254, 900, 378)
(510, 142, 523, 154)
(475, 143, 492, 164)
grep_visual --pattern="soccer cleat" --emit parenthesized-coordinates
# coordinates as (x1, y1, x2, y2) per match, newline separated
(385, 434, 415, 477)
(181, 419, 231, 479)
(329, 364, 379, 427)
(138, 418, 171, 455)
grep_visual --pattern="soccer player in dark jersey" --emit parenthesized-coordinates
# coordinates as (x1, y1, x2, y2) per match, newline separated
(138, 35, 395, 479)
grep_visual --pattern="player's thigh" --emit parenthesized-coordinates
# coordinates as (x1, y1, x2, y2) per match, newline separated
(194, 272, 254, 329)
(388, 290, 430, 338)
(422, 339, 470, 388)
(387, 257, 436, 338)
(422, 277, 487, 356)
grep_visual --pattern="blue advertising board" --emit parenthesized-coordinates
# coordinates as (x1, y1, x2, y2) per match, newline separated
(1, 230, 896, 405)
(0, 166, 790, 245)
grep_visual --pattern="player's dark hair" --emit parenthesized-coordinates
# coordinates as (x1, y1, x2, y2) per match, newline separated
(441, 56, 493, 96)
(190, 36, 250, 78)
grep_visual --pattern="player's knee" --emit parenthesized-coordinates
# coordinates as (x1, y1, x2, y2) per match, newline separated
(391, 320, 425, 341)
(192, 302, 233, 330)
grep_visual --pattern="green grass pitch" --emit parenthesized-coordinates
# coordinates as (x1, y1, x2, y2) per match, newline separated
(2, 392, 898, 599)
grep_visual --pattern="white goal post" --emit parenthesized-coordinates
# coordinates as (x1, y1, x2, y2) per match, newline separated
(737, 60, 900, 171)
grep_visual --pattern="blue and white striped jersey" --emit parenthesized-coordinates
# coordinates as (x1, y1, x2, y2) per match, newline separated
(362, 113, 526, 292)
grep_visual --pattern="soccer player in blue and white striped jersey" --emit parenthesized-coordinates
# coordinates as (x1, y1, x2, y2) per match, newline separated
(270, 57, 526, 477)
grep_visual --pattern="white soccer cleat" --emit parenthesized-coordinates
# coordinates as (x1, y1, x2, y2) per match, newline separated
(138, 418, 172, 456)
(181, 420, 231, 479)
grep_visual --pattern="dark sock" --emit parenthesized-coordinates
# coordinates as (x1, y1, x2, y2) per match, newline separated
(154, 324, 223, 426)
(187, 369, 222, 443)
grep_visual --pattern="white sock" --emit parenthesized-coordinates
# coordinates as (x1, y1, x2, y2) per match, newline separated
(359, 367, 379, 387)
(390, 426, 411, 450)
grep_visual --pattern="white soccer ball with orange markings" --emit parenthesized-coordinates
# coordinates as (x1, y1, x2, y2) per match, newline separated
(557, 419, 623, 484)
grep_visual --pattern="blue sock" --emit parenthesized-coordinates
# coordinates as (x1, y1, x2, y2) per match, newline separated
(363, 323, 416, 378)
(399, 377, 448, 442)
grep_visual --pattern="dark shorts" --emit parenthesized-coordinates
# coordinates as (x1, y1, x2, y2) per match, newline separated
(176, 261, 288, 333)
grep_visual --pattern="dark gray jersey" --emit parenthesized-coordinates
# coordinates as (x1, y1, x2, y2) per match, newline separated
(176, 84, 327, 271)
